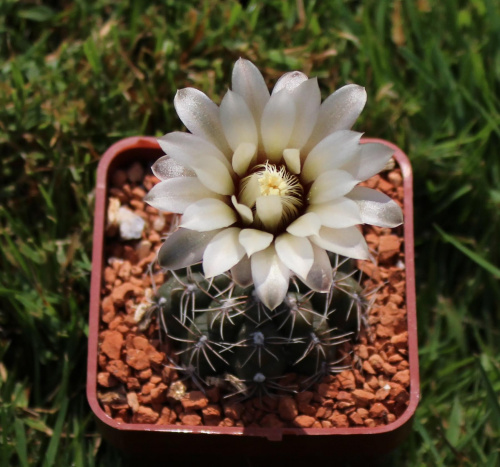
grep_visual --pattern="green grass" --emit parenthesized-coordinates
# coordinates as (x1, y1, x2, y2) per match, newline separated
(1, 0, 499, 465)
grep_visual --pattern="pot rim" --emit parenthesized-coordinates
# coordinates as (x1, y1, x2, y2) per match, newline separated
(87, 136, 419, 441)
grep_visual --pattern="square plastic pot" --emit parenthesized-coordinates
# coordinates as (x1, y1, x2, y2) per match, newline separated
(87, 136, 419, 463)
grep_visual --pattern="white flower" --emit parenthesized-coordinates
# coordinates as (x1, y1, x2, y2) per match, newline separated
(145, 59, 403, 310)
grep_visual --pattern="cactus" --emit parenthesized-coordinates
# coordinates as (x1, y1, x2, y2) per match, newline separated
(150, 255, 370, 398)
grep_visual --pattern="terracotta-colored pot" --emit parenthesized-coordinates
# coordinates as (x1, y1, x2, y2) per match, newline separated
(87, 136, 419, 463)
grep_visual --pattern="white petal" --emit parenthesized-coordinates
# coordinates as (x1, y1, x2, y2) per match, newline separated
(251, 245, 290, 310)
(203, 227, 245, 278)
(286, 212, 322, 237)
(260, 90, 296, 162)
(275, 233, 314, 279)
(232, 142, 257, 177)
(310, 226, 369, 260)
(309, 197, 362, 228)
(231, 195, 253, 224)
(157, 132, 232, 172)
(288, 78, 321, 149)
(220, 90, 258, 151)
(192, 157, 235, 196)
(300, 244, 333, 292)
(238, 173, 260, 208)
(283, 148, 301, 174)
(144, 177, 221, 214)
(347, 186, 403, 227)
(152, 155, 195, 180)
(232, 58, 270, 129)
(255, 195, 282, 231)
(174, 88, 231, 156)
(181, 198, 237, 231)
(308, 169, 359, 204)
(238, 229, 274, 257)
(272, 71, 308, 94)
(231, 255, 253, 287)
(341, 143, 395, 181)
(303, 84, 367, 153)
(301, 131, 362, 184)
(158, 228, 219, 270)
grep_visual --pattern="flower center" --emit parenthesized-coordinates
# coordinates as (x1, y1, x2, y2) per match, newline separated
(238, 163, 304, 233)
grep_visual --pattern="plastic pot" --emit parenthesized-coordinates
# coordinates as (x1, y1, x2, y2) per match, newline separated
(87, 136, 419, 463)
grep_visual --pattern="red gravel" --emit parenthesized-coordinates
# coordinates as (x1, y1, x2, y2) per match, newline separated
(95, 164, 411, 429)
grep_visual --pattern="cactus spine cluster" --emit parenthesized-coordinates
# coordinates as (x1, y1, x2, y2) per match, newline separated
(150, 256, 368, 398)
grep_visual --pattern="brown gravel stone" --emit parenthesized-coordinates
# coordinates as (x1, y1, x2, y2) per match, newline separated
(295, 391, 313, 404)
(352, 390, 375, 406)
(337, 371, 356, 390)
(106, 359, 129, 382)
(224, 402, 245, 420)
(181, 391, 209, 410)
(132, 406, 159, 424)
(392, 370, 410, 387)
(126, 349, 150, 370)
(293, 415, 316, 428)
(260, 413, 286, 428)
(202, 405, 222, 426)
(349, 412, 364, 425)
(97, 372, 118, 388)
(330, 411, 349, 428)
(278, 396, 298, 421)
(369, 402, 389, 418)
(180, 413, 203, 426)
(156, 407, 177, 425)
(378, 235, 401, 263)
(391, 332, 408, 348)
(132, 336, 149, 350)
(101, 331, 123, 360)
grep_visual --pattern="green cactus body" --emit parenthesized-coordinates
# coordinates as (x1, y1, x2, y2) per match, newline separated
(151, 261, 369, 397)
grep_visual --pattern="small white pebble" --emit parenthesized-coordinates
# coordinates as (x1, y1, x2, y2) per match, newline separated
(117, 207, 145, 240)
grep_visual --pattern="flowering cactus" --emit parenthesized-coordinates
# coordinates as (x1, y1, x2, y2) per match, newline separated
(144, 59, 403, 395)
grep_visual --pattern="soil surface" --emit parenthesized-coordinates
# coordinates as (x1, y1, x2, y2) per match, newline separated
(95, 160, 410, 429)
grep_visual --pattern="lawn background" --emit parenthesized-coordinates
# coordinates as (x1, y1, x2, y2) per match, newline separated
(1, 0, 499, 465)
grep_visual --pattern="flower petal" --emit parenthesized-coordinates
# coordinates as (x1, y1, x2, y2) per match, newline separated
(341, 142, 395, 181)
(239, 228, 274, 257)
(203, 227, 245, 278)
(283, 148, 301, 174)
(180, 198, 237, 231)
(255, 195, 283, 232)
(308, 197, 362, 228)
(192, 157, 235, 196)
(347, 186, 403, 227)
(152, 155, 195, 180)
(220, 90, 258, 151)
(303, 84, 367, 153)
(310, 226, 369, 260)
(232, 142, 257, 177)
(272, 71, 308, 94)
(157, 131, 232, 172)
(288, 78, 321, 149)
(251, 245, 290, 310)
(308, 169, 359, 204)
(300, 244, 333, 292)
(232, 58, 270, 129)
(231, 255, 253, 287)
(301, 131, 362, 184)
(260, 90, 296, 162)
(238, 173, 260, 208)
(144, 177, 221, 214)
(158, 228, 219, 270)
(231, 195, 253, 224)
(174, 88, 231, 156)
(275, 233, 314, 279)
(286, 212, 322, 237)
